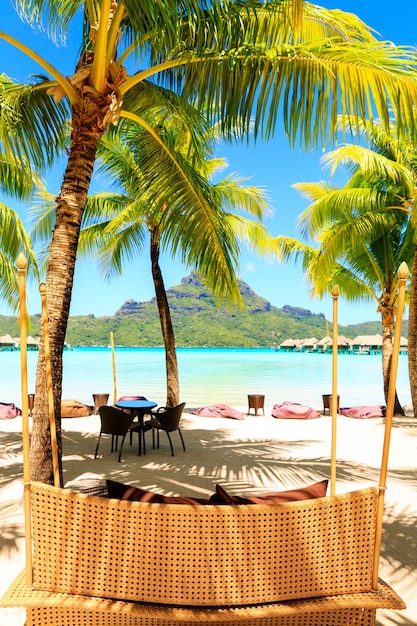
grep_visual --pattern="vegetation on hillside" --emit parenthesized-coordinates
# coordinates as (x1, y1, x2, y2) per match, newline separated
(0, 274, 387, 348)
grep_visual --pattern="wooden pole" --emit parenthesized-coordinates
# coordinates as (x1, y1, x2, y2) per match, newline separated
(330, 285, 340, 496)
(110, 331, 117, 404)
(40, 283, 60, 487)
(16, 254, 33, 588)
(373, 262, 409, 588)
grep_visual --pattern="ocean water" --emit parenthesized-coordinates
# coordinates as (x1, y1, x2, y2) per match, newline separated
(0, 347, 412, 411)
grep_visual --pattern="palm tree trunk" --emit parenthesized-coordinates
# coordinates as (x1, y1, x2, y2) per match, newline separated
(381, 308, 404, 416)
(408, 249, 417, 416)
(30, 97, 105, 484)
(150, 227, 179, 407)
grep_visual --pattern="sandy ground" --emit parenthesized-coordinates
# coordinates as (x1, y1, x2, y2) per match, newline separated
(0, 405, 416, 625)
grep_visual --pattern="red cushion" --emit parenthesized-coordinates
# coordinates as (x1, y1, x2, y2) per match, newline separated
(209, 480, 328, 504)
(106, 480, 211, 504)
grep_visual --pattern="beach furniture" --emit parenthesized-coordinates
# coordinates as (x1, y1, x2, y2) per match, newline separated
(92, 392, 109, 414)
(144, 402, 186, 456)
(0, 482, 405, 624)
(0, 258, 407, 625)
(27, 393, 35, 417)
(247, 394, 265, 415)
(116, 399, 158, 456)
(322, 393, 340, 414)
(95, 405, 133, 462)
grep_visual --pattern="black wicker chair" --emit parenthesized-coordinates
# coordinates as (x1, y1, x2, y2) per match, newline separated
(144, 402, 186, 456)
(95, 405, 133, 462)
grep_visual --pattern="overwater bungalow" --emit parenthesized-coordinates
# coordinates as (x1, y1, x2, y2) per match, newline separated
(316, 335, 332, 353)
(0, 334, 18, 351)
(299, 337, 319, 352)
(278, 338, 300, 352)
(27, 336, 40, 351)
(400, 336, 408, 354)
(351, 334, 383, 354)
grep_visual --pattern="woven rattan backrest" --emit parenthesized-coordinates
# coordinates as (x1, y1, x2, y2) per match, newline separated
(31, 482, 378, 607)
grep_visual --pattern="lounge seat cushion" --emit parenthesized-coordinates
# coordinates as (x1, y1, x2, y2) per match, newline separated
(210, 480, 328, 504)
(272, 401, 321, 419)
(107, 479, 328, 506)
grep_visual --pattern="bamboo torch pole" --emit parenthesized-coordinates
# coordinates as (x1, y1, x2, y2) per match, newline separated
(16, 254, 33, 588)
(40, 283, 60, 487)
(110, 331, 117, 404)
(372, 262, 408, 589)
(330, 285, 340, 496)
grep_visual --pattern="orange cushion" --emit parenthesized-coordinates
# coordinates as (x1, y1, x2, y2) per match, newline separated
(61, 399, 93, 418)
(209, 480, 328, 504)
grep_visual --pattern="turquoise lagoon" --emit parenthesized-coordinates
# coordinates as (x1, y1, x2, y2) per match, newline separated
(0, 347, 411, 411)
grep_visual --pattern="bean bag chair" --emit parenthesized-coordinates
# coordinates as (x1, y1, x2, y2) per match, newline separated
(340, 405, 386, 419)
(117, 395, 147, 401)
(272, 401, 321, 419)
(61, 399, 94, 418)
(0, 402, 22, 419)
(192, 404, 245, 420)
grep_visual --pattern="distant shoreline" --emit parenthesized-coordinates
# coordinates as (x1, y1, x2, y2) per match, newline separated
(0, 344, 408, 355)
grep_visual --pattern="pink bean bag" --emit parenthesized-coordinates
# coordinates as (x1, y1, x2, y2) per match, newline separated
(117, 395, 147, 401)
(340, 405, 386, 419)
(0, 402, 21, 419)
(272, 402, 321, 420)
(193, 404, 245, 420)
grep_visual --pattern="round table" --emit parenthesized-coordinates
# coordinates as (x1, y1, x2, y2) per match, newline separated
(115, 400, 157, 456)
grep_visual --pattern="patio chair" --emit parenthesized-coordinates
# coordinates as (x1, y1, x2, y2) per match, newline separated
(144, 402, 186, 456)
(95, 405, 133, 462)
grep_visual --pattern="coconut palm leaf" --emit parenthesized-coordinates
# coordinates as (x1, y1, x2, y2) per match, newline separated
(321, 144, 416, 188)
(0, 201, 38, 309)
(0, 153, 43, 200)
(0, 74, 68, 171)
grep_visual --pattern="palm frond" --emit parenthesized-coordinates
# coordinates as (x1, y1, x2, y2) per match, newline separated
(0, 74, 68, 170)
(0, 201, 38, 311)
(226, 215, 281, 261)
(13, 0, 84, 43)
(0, 153, 43, 200)
(96, 221, 148, 279)
(322, 144, 415, 189)
(213, 173, 272, 220)
(273, 235, 318, 270)
(30, 189, 57, 243)
(296, 186, 386, 239)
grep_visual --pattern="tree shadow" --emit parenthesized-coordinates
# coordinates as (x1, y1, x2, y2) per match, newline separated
(381, 501, 417, 574)
(0, 500, 24, 558)
(2, 417, 416, 626)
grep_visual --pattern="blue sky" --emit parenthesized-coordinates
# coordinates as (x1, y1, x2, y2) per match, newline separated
(1, 1, 416, 325)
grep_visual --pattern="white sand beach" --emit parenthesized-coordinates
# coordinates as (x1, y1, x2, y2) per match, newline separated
(1, 405, 416, 625)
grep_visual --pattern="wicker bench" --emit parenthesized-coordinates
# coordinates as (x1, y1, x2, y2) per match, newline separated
(1, 481, 405, 626)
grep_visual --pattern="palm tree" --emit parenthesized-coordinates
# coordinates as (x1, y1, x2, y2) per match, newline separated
(2, 1, 417, 483)
(276, 122, 416, 413)
(33, 112, 275, 407)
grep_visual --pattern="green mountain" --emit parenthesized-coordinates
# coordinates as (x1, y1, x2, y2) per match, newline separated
(0, 273, 393, 348)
